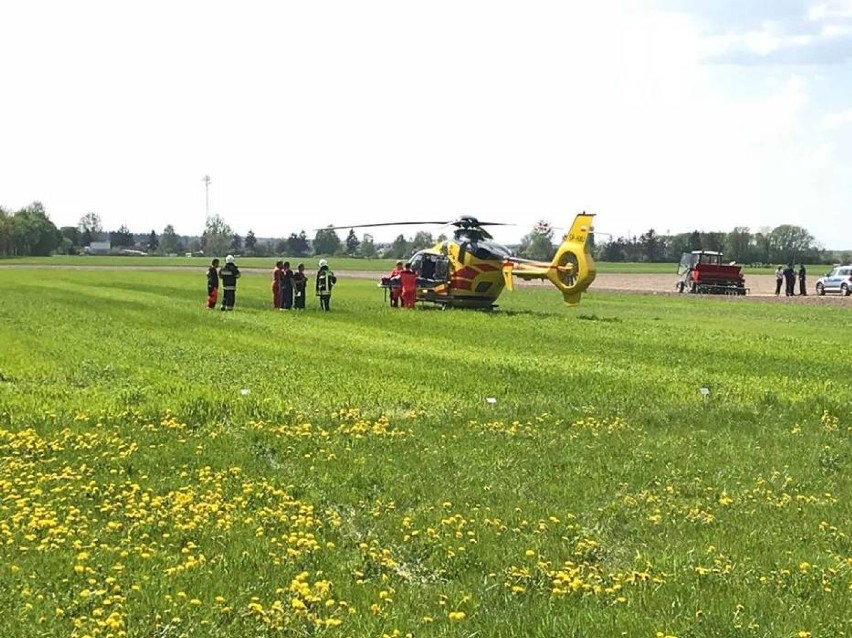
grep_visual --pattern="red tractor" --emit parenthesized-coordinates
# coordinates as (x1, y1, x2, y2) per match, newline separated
(676, 250, 747, 295)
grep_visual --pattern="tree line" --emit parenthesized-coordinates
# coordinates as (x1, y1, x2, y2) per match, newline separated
(516, 221, 847, 265)
(2, 203, 847, 265)
(593, 226, 836, 265)
(0, 205, 449, 260)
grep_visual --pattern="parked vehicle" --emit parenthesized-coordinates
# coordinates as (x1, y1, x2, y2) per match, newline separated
(815, 265, 852, 296)
(676, 250, 747, 295)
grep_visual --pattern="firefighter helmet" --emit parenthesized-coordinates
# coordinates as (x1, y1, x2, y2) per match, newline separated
(225, 254, 235, 263)
(318, 259, 328, 268)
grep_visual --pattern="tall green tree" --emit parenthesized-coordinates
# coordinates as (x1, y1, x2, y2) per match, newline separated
(599, 237, 628, 262)
(201, 215, 233, 257)
(411, 231, 434, 251)
(244, 230, 257, 254)
(344, 229, 360, 255)
(147, 230, 159, 253)
(0, 207, 11, 256)
(286, 231, 311, 257)
(78, 212, 103, 246)
(160, 225, 179, 254)
(60, 226, 82, 253)
(388, 234, 410, 259)
(768, 225, 820, 264)
(699, 232, 725, 252)
(9, 202, 60, 256)
(360, 233, 377, 258)
(639, 229, 663, 262)
(518, 221, 554, 261)
(110, 224, 134, 248)
(722, 227, 751, 263)
(313, 227, 341, 255)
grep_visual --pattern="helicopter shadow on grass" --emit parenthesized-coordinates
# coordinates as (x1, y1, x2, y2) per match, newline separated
(470, 306, 623, 322)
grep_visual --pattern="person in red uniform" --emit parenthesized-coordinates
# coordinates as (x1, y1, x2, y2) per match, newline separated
(388, 260, 404, 307)
(272, 261, 284, 308)
(206, 258, 220, 309)
(399, 262, 418, 309)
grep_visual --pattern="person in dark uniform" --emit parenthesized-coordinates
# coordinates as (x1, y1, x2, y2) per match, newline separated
(315, 259, 336, 311)
(293, 263, 308, 310)
(219, 254, 241, 311)
(280, 261, 294, 310)
(272, 261, 284, 308)
(783, 264, 795, 297)
(206, 258, 220, 309)
(798, 264, 807, 296)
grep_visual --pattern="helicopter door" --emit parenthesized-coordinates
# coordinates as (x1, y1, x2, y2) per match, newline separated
(409, 254, 448, 289)
(409, 253, 424, 276)
(433, 256, 449, 282)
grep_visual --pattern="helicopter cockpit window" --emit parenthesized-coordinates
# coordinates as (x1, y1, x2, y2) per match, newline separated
(409, 253, 424, 275)
(469, 241, 511, 261)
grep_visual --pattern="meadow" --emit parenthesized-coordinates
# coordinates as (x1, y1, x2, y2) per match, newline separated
(0, 267, 849, 638)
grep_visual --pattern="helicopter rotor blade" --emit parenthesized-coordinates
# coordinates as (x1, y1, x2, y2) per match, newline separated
(313, 221, 450, 231)
(314, 217, 517, 232)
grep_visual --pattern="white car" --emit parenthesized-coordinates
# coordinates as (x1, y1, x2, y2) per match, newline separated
(815, 266, 852, 296)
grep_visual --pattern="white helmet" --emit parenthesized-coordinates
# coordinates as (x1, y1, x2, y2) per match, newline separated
(318, 259, 328, 268)
(225, 254, 235, 264)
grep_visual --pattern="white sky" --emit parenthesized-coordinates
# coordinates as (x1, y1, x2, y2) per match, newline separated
(1, 0, 851, 248)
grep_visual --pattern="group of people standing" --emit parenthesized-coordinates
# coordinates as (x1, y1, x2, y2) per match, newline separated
(271, 261, 307, 310)
(205, 257, 337, 311)
(387, 260, 418, 309)
(775, 264, 807, 296)
(207, 255, 241, 311)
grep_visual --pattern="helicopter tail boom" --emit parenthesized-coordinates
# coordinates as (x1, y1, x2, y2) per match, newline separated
(501, 213, 597, 306)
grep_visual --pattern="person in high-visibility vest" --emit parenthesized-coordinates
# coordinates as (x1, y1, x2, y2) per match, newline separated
(315, 259, 337, 311)
(219, 254, 241, 311)
(206, 258, 220, 309)
(399, 262, 418, 309)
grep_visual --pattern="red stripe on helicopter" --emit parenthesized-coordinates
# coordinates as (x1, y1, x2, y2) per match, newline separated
(454, 267, 478, 280)
(450, 279, 472, 290)
(476, 263, 498, 272)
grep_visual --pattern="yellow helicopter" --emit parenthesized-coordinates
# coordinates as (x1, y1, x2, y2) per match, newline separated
(327, 213, 597, 309)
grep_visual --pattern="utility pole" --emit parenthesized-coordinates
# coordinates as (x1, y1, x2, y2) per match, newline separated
(202, 175, 211, 219)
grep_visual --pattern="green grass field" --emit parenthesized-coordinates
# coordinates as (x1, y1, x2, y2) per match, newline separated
(0, 269, 849, 637)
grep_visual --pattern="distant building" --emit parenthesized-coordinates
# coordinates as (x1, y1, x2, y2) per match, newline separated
(85, 241, 111, 255)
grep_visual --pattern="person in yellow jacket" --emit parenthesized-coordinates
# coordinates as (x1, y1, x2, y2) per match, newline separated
(219, 254, 241, 311)
(315, 259, 337, 311)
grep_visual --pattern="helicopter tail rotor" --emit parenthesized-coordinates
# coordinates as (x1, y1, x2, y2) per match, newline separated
(502, 213, 597, 306)
(548, 213, 596, 305)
